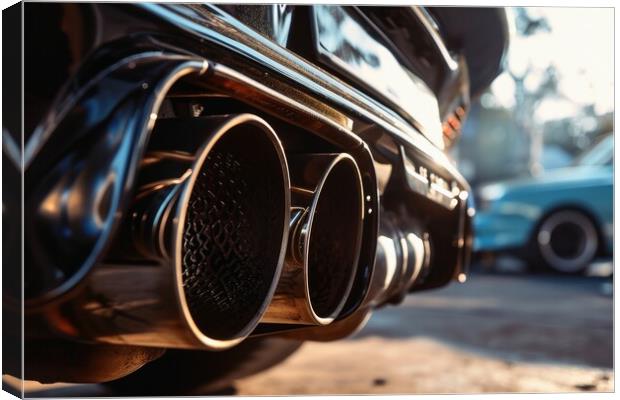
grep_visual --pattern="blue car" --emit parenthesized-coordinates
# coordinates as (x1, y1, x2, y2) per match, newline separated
(474, 134, 613, 274)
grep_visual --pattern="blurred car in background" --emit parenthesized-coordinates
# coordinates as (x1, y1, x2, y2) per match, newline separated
(474, 134, 613, 274)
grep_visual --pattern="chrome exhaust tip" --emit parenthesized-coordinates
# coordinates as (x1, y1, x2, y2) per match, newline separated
(263, 153, 364, 325)
(75, 114, 290, 349)
(171, 115, 290, 345)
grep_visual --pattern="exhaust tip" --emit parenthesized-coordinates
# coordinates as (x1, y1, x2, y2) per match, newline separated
(305, 154, 364, 323)
(172, 115, 290, 346)
(261, 153, 364, 326)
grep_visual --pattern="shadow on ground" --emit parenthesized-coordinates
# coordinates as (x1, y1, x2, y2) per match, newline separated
(355, 263, 612, 368)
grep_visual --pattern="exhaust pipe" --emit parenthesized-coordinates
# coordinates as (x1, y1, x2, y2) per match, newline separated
(269, 215, 429, 342)
(55, 114, 291, 349)
(368, 215, 430, 306)
(262, 154, 364, 325)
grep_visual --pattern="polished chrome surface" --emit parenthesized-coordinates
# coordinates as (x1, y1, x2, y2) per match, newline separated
(263, 154, 364, 326)
(279, 212, 431, 341)
(370, 215, 430, 306)
(24, 54, 208, 305)
(275, 306, 373, 342)
(36, 114, 291, 350)
(198, 63, 380, 317)
(170, 114, 290, 346)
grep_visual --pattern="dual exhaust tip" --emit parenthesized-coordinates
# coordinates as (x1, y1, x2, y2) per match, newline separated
(262, 153, 364, 326)
(106, 114, 365, 349)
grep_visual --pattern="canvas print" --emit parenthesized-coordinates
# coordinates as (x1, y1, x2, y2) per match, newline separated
(1, 2, 613, 397)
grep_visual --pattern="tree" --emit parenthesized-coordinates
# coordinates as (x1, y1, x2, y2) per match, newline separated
(506, 8, 556, 176)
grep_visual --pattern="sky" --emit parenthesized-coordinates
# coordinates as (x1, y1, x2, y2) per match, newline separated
(488, 7, 613, 122)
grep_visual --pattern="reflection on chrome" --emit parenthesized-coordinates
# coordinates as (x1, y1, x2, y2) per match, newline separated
(313, 5, 444, 148)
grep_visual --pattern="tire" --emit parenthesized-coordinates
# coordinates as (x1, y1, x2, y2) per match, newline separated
(532, 209, 599, 274)
(105, 337, 303, 396)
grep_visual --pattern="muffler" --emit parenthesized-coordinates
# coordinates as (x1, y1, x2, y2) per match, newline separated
(51, 114, 291, 349)
(368, 214, 430, 306)
(262, 154, 364, 325)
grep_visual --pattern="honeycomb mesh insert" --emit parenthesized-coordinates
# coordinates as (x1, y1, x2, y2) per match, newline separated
(182, 128, 285, 340)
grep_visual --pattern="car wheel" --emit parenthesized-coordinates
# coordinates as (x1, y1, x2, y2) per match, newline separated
(534, 210, 599, 274)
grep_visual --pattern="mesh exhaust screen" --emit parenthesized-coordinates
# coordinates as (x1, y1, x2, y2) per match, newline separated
(181, 125, 286, 340)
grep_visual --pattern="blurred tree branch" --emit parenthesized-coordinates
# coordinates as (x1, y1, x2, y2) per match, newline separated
(507, 8, 556, 176)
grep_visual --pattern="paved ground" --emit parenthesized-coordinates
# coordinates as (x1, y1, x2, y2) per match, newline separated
(237, 338, 612, 395)
(11, 260, 614, 396)
(237, 262, 613, 394)
(358, 266, 613, 368)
